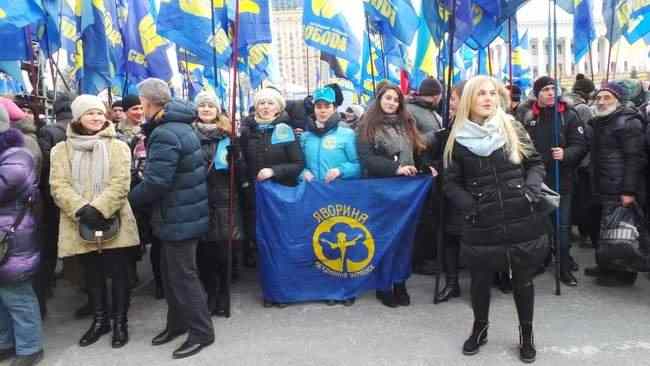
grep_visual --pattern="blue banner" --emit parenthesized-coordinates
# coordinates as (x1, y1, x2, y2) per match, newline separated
(256, 176, 432, 303)
(363, 0, 418, 45)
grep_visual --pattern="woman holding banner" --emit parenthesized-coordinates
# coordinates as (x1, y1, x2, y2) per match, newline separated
(356, 84, 430, 308)
(443, 76, 547, 363)
(192, 92, 245, 317)
(240, 87, 304, 308)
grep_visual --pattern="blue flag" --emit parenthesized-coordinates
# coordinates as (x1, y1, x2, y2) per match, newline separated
(227, 0, 272, 51)
(0, 0, 43, 29)
(157, 0, 232, 66)
(303, 0, 362, 71)
(573, 0, 596, 62)
(411, 20, 439, 89)
(256, 176, 432, 303)
(504, 29, 531, 92)
(123, 0, 173, 83)
(363, 0, 418, 45)
(625, 0, 650, 44)
(244, 43, 271, 88)
(467, 3, 502, 49)
(422, 0, 473, 51)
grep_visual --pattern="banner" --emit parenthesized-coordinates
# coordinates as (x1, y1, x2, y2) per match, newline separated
(256, 176, 433, 303)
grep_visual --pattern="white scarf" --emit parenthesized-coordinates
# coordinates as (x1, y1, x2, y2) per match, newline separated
(455, 112, 507, 157)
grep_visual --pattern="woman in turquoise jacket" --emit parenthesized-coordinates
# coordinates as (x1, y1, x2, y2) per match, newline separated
(300, 87, 361, 183)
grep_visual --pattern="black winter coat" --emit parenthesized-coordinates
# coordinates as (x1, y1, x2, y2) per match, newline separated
(444, 124, 548, 274)
(589, 106, 647, 202)
(239, 114, 304, 197)
(517, 100, 588, 194)
(193, 122, 245, 242)
(129, 100, 209, 242)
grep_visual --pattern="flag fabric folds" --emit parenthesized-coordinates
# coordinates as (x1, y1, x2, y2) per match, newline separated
(255, 176, 432, 303)
(573, 0, 596, 62)
(227, 0, 272, 51)
(157, 0, 231, 66)
(303, 0, 361, 70)
(363, 0, 418, 45)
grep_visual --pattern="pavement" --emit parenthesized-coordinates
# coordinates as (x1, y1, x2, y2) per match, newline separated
(8, 244, 650, 366)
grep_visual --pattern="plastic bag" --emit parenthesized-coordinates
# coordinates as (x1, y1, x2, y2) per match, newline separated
(597, 205, 650, 272)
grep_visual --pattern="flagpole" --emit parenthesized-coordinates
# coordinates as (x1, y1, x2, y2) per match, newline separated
(508, 17, 513, 86)
(605, 0, 616, 83)
(305, 47, 310, 95)
(182, 50, 192, 99)
(225, 0, 242, 319)
(365, 14, 377, 95)
(379, 31, 389, 78)
(487, 45, 493, 76)
(210, 0, 221, 105)
(588, 42, 595, 81)
(552, 0, 561, 296)
(434, 0, 456, 305)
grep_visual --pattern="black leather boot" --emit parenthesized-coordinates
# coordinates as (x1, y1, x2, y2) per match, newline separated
(111, 315, 129, 348)
(79, 312, 111, 347)
(393, 282, 410, 306)
(519, 323, 536, 363)
(462, 321, 488, 355)
(376, 290, 398, 308)
(435, 275, 460, 302)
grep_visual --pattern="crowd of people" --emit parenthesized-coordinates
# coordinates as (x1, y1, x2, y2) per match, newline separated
(0, 73, 648, 365)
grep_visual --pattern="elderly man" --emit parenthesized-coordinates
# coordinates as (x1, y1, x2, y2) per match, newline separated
(585, 82, 647, 286)
(128, 78, 213, 359)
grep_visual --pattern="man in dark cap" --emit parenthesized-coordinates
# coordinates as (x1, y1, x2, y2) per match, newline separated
(407, 77, 443, 134)
(111, 99, 126, 125)
(584, 82, 646, 286)
(505, 84, 522, 114)
(116, 94, 144, 143)
(516, 76, 588, 287)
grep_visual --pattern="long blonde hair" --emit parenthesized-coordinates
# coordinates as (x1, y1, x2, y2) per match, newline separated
(443, 75, 534, 167)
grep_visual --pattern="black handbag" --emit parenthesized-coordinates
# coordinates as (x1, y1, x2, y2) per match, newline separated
(0, 195, 33, 264)
(79, 214, 121, 254)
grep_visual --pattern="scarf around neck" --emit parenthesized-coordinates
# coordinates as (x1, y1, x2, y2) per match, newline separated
(455, 113, 506, 157)
(67, 131, 110, 199)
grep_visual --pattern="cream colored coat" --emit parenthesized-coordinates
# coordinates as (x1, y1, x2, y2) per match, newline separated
(50, 124, 140, 257)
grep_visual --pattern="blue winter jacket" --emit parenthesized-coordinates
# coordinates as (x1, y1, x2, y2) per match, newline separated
(300, 116, 361, 181)
(129, 100, 209, 242)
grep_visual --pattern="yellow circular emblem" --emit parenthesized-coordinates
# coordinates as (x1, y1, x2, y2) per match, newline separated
(312, 216, 375, 273)
(322, 136, 337, 150)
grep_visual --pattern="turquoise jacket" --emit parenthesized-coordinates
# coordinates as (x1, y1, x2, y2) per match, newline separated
(300, 117, 361, 181)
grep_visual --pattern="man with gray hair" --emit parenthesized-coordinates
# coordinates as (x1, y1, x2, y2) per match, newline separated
(128, 78, 214, 359)
(584, 82, 647, 286)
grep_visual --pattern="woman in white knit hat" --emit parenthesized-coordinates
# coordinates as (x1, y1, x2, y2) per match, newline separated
(49, 95, 140, 349)
(239, 87, 304, 308)
(191, 91, 245, 317)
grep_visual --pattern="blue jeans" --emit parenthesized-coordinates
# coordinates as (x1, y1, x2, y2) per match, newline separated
(550, 194, 572, 271)
(0, 281, 43, 355)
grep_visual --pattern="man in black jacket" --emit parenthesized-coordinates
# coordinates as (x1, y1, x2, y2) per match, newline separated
(517, 76, 588, 286)
(585, 82, 647, 286)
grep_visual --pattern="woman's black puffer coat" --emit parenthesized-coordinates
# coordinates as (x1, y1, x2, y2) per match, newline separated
(443, 126, 549, 275)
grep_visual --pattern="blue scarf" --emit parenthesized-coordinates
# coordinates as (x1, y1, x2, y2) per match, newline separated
(455, 114, 506, 157)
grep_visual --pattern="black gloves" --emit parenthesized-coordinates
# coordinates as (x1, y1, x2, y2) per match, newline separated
(76, 204, 110, 231)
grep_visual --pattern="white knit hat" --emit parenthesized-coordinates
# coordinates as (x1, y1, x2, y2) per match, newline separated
(194, 91, 220, 108)
(71, 94, 107, 121)
(254, 87, 285, 112)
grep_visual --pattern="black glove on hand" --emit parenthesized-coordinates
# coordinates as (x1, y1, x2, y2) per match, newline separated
(76, 204, 107, 230)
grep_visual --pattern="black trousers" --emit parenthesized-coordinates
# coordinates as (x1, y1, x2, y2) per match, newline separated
(442, 234, 460, 276)
(79, 247, 131, 318)
(196, 241, 231, 309)
(470, 268, 535, 325)
(160, 239, 214, 344)
(150, 236, 163, 290)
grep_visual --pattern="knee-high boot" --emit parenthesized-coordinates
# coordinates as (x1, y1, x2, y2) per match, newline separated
(79, 280, 110, 347)
(111, 275, 130, 348)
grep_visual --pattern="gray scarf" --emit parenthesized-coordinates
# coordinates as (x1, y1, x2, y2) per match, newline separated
(374, 117, 415, 166)
(67, 134, 110, 199)
(455, 113, 506, 157)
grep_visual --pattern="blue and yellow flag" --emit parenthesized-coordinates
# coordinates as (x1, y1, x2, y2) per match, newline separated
(467, 3, 502, 49)
(422, 0, 473, 51)
(504, 29, 531, 92)
(303, 0, 361, 71)
(256, 177, 432, 303)
(245, 43, 271, 88)
(411, 20, 439, 89)
(0, 0, 43, 29)
(227, 0, 272, 51)
(123, 0, 172, 83)
(157, 0, 231, 66)
(625, 0, 650, 44)
(363, 0, 418, 45)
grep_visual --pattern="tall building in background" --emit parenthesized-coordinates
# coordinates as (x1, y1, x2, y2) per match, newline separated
(272, 0, 321, 98)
